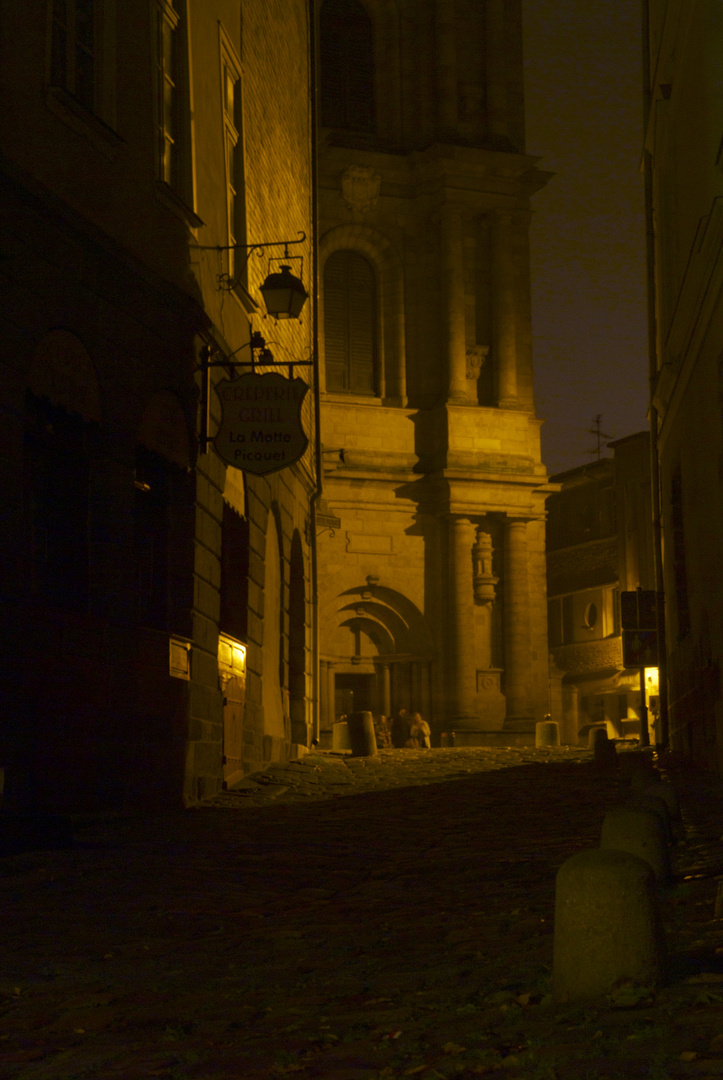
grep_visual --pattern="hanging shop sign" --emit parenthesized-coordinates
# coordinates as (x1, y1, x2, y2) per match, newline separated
(214, 371, 309, 475)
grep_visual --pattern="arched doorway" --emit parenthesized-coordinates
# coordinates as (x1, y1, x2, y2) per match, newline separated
(321, 582, 434, 736)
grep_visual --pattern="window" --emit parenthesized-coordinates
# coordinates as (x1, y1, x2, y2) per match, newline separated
(319, 0, 375, 133)
(220, 44, 246, 285)
(50, 0, 98, 112)
(324, 250, 378, 394)
(134, 445, 194, 633)
(155, 0, 193, 207)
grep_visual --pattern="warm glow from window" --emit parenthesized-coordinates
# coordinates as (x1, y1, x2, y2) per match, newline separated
(218, 632, 246, 677)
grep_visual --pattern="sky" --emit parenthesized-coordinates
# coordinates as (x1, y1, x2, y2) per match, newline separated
(522, 0, 649, 476)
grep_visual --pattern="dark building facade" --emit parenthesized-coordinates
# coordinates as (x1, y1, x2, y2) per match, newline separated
(644, 0, 723, 768)
(0, 0, 316, 811)
(546, 433, 656, 744)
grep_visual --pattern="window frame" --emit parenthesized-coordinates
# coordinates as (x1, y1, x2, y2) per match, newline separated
(153, 0, 201, 226)
(323, 248, 380, 397)
(218, 26, 247, 289)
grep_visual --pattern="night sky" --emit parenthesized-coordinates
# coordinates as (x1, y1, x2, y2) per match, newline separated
(522, 0, 649, 476)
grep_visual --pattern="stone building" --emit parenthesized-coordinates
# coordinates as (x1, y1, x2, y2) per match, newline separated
(314, 0, 554, 743)
(0, 0, 315, 810)
(546, 433, 656, 744)
(644, 0, 723, 767)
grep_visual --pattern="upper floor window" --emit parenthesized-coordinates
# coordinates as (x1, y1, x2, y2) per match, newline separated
(324, 250, 378, 395)
(50, 0, 98, 112)
(155, 0, 194, 211)
(220, 42, 246, 286)
(319, 0, 375, 133)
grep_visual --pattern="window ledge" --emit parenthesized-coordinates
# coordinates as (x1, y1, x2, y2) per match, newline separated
(45, 85, 124, 160)
(155, 180, 204, 231)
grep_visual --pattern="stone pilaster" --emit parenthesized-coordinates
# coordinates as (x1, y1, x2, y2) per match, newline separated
(448, 517, 478, 725)
(441, 206, 473, 403)
(491, 211, 519, 408)
(503, 517, 532, 724)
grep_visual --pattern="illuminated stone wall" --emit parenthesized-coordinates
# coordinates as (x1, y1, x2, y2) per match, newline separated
(315, 0, 554, 740)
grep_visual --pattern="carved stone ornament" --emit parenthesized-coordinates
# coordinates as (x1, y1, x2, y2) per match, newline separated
(473, 528, 498, 605)
(341, 165, 382, 214)
(466, 344, 489, 381)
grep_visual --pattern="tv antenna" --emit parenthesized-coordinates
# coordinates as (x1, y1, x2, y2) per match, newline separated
(587, 414, 614, 459)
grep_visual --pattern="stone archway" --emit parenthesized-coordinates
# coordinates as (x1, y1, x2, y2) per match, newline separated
(320, 581, 434, 729)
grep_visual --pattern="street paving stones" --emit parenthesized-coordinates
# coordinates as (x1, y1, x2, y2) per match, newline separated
(2, 746, 723, 1078)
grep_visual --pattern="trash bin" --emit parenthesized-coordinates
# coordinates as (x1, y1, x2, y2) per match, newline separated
(346, 711, 378, 757)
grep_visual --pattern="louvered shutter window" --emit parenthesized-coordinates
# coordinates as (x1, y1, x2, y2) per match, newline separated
(324, 250, 377, 395)
(319, 0, 375, 133)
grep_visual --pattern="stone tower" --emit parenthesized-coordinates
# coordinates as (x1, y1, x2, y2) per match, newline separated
(315, 0, 554, 742)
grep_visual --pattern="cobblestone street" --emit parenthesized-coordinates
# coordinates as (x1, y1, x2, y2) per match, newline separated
(3, 747, 723, 1079)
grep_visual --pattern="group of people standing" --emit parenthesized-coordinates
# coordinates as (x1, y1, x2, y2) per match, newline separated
(375, 707, 431, 749)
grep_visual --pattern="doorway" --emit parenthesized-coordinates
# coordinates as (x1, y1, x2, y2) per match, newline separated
(334, 672, 375, 718)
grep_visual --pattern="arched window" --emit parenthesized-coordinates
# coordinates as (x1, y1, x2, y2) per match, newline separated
(324, 249, 378, 395)
(319, 0, 375, 133)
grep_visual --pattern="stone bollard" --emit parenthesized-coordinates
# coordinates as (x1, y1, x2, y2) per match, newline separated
(346, 711, 378, 757)
(600, 805, 671, 883)
(553, 848, 665, 1000)
(619, 749, 657, 790)
(332, 721, 351, 751)
(624, 793, 672, 845)
(644, 778, 685, 841)
(591, 728, 617, 767)
(536, 720, 560, 747)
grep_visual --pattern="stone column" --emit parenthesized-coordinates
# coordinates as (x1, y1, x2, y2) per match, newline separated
(491, 211, 518, 408)
(448, 517, 478, 725)
(440, 205, 472, 403)
(503, 517, 532, 723)
(486, 0, 508, 143)
(378, 661, 391, 716)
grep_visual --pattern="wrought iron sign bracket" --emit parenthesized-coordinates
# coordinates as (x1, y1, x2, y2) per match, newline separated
(191, 232, 306, 294)
(198, 332, 312, 453)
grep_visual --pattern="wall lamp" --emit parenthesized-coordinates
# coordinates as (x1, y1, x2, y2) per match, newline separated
(192, 231, 308, 319)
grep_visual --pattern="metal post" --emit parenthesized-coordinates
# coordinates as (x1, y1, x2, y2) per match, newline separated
(639, 665, 650, 747)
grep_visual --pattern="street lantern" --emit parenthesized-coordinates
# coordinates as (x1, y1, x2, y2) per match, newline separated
(259, 264, 308, 320)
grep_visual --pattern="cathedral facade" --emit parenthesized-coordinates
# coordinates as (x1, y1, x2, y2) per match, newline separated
(314, 0, 555, 741)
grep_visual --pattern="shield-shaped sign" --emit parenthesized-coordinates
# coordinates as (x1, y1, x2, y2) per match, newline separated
(214, 371, 309, 475)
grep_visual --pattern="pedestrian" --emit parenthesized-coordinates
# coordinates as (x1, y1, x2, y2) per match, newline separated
(391, 707, 411, 748)
(375, 714, 392, 748)
(409, 712, 431, 748)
